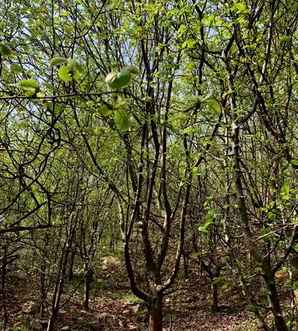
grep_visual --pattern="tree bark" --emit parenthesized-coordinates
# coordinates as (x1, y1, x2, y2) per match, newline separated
(263, 260, 288, 331)
(265, 275, 288, 331)
(68, 249, 76, 281)
(211, 282, 219, 313)
(148, 296, 163, 331)
(84, 267, 93, 311)
(1, 244, 8, 330)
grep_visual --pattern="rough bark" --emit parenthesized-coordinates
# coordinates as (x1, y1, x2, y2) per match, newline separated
(148, 296, 163, 331)
(263, 260, 288, 331)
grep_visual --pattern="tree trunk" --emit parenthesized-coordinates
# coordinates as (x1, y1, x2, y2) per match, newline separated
(68, 249, 76, 281)
(46, 307, 58, 331)
(148, 296, 163, 331)
(1, 244, 8, 330)
(211, 282, 219, 313)
(182, 250, 189, 279)
(263, 269, 288, 331)
(84, 267, 93, 311)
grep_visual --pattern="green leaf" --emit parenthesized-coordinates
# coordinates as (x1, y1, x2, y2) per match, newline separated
(0, 43, 12, 56)
(198, 209, 216, 233)
(50, 56, 68, 66)
(67, 59, 83, 81)
(206, 97, 221, 114)
(105, 69, 132, 89)
(23, 88, 37, 97)
(290, 159, 298, 168)
(232, 2, 249, 14)
(18, 79, 39, 96)
(114, 110, 129, 132)
(11, 64, 22, 73)
(125, 65, 138, 75)
(18, 79, 39, 89)
(67, 58, 78, 70)
(281, 181, 290, 201)
(182, 39, 197, 49)
(58, 65, 72, 82)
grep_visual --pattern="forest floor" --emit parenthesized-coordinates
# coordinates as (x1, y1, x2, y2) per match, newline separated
(3, 257, 263, 331)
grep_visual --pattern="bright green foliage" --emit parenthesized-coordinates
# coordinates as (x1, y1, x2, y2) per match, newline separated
(290, 159, 298, 167)
(57, 59, 82, 82)
(58, 65, 72, 82)
(205, 97, 221, 114)
(18, 79, 39, 96)
(198, 209, 216, 234)
(114, 110, 129, 132)
(0, 43, 12, 56)
(0, 1, 297, 330)
(50, 56, 68, 66)
(105, 66, 137, 89)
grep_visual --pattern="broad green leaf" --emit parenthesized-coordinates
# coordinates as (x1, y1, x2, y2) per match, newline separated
(232, 2, 249, 14)
(67, 59, 83, 81)
(198, 209, 216, 233)
(50, 56, 68, 66)
(290, 159, 298, 168)
(206, 97, 221, 114)
(23, 87, 37, 97)
(281, 181, 290, 201)
(182, 39, 197, 49)
(58, 65, 72, 82)
(114, 110, 129, 132)
(105, 69, 132, 89)
(18, 79, 39, 89)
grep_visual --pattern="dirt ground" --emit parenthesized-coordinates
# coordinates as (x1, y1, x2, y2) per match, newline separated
(2, 265, 262, 331)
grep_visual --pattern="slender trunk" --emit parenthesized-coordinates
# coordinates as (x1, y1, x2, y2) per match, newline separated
(68, 249, 76, 281)
(202, 261, 220, 313)
(263, 263, 288, 331)
(1, 244, 8, 330)
(182, 250, 189, 279)
(46, 307, 58, 331)
(47, 238, 72, 331)
(265, 276, 288, 331)
(211, 282, 219, 313)
(84, 267, 93, 311)
(39, 265, 46, 318)
(148, 296, 163, 331)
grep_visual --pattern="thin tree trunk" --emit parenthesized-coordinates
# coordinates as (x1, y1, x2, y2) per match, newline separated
(68, 249, 76, 281)
(211, 282, 219, 313)
(84, 267, 93, 311)
(1, 244, 8, 330)
(39, 265, 46, 318)
(46, 307, 59, 331)
(264, 274, 288, 331)
(263, 259, 288, 331)
(182, 250, 189, 279)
